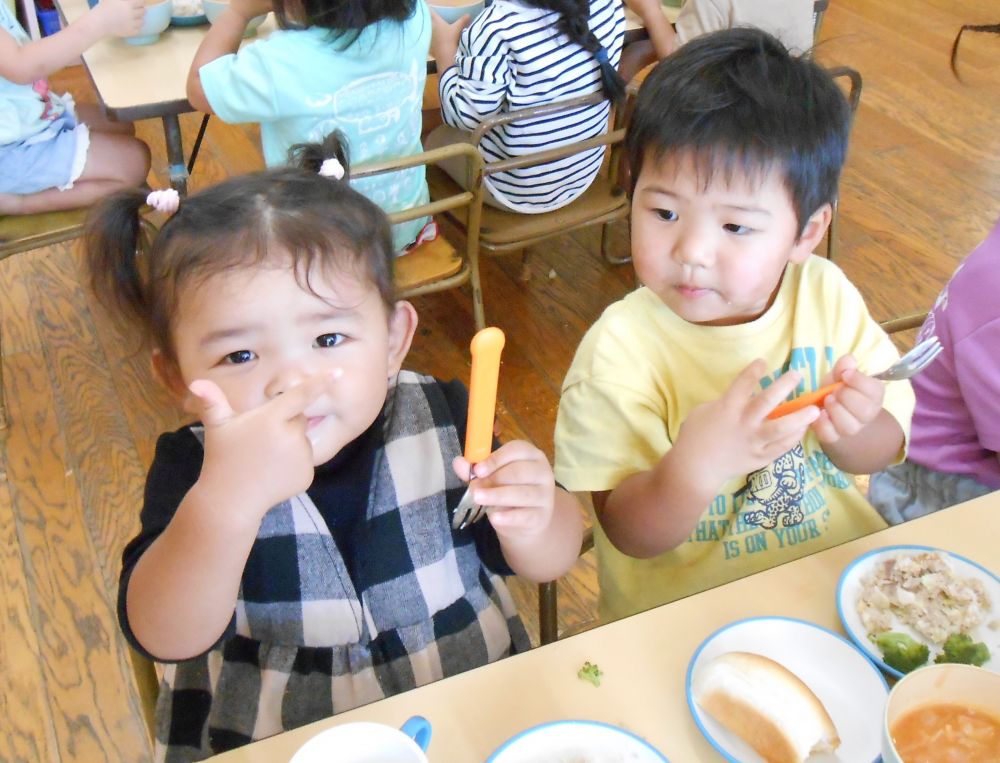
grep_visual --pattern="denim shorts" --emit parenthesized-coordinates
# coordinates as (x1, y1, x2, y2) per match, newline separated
(868, 460, 994, 526)
(0, 110, 90, 195)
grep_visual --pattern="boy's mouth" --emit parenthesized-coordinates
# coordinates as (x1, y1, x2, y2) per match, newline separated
(307, 416, 328, 430)
(675, 284, 713, 299)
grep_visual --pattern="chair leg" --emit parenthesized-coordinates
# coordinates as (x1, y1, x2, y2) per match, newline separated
(538, 580, 558, 646)
(0, 328, 7, 434)
(519, 249, 532, 282)
(601, 221, 632, 266)
(470, 256, 486, 332)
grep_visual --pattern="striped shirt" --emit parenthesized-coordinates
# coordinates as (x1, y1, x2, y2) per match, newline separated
(438, 0, 625, 213)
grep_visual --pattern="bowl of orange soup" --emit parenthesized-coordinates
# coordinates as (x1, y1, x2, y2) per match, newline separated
(883, 663, 1000, 763)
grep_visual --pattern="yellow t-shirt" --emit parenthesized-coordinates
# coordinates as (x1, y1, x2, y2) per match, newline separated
(554, 256, 915, 623)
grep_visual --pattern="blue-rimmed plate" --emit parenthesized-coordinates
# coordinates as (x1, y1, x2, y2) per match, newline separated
(486, 720, 669, 762)
(686, 616, 887, 763)
(836, 544, 1000, 679)
(170, 13, 208, 25)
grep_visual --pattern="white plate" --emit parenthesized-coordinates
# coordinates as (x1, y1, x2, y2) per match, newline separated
(486, 720, 669, 762)
(686, 616, 888, 763)
(836, 544, 1000, 679)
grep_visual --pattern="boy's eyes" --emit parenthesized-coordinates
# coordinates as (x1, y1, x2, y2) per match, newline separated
(315, 333, 345, 348)
(223, 349, 256, 365)
(654, 208, 678, 222)
(723, 223, 753, 235)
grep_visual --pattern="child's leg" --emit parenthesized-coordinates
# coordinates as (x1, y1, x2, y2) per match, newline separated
(75, 103, 137, 137)
(0, 128, 150, 215)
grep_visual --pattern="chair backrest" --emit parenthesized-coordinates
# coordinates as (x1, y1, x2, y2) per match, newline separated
(0, 208, 90, 259)
(352, 143, 487, 330)
(822, 64, 863, 261)
(430, 91, 631, 265)
(881, 312, 928, 335)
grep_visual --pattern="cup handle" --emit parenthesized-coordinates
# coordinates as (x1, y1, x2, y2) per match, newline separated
(400, 716, 432, 752)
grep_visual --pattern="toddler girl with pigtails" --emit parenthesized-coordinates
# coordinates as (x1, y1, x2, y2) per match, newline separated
(86, 132, 583, 760)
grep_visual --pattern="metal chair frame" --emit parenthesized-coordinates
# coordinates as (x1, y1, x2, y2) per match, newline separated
(353, 143, 487, 330)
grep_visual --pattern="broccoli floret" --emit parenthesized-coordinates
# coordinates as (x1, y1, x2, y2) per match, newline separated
(935, 633, 991, 667)
(577, 661, 603, 687)
(874, 631, 930, 673)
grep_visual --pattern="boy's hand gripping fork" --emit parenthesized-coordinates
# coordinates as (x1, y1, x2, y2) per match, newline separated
(451, 327, 505, 530)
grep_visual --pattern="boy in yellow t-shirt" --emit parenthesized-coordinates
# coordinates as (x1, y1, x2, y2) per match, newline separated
(554, 28, 915, 623)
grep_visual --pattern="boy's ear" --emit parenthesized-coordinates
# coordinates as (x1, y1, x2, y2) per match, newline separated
(151, 350, 190, 403)
(790, 203, 833, 264)
(386, 300, 418, 376)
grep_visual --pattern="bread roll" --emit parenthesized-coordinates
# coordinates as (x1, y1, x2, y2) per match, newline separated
(692, 651, 840, 763)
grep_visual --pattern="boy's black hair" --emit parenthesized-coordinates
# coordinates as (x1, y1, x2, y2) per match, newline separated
(626, 27, 851, 236)
(84, 132, 395, 369)
(273, 0, 417, 44)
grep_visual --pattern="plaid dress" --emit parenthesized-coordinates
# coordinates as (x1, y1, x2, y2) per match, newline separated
(123, 372, 529, 761)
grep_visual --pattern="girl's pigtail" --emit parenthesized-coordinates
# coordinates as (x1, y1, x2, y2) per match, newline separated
(288, 131, 352, 180)
(534, 0, 625, 103)
(83, 188, 154, 331)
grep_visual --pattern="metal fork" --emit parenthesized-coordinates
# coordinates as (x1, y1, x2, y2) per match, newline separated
(768, 335, 943, 419)
(870, 335, 943, 381)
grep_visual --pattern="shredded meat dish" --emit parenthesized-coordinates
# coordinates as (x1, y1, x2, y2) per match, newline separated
(856, 551, 993, 645)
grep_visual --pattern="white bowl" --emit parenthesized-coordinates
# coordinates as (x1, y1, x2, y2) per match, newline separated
(123, 0, 173, 45)
(427, 0, 485, 25)
(882, 663, 1000, 763)
(202, 0, 266, 36)
(486, 720, 669, 762)
(290, 717, 431, 763)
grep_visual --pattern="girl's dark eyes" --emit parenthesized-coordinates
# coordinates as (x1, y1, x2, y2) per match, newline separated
(315, 333, 345, 348)
(654, 208, 678, 222)
(223, 350, 256, 365)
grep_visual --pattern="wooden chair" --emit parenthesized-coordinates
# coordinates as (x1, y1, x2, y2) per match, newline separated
(352, 143, 487, 330)
(426, 92, 631, 271)
(0, 209, 91, 432)
(812, 0, 830, 49)
(823, 65, 863, 261)
(129, 646, 159, 741)
(881, 312, 928, 336)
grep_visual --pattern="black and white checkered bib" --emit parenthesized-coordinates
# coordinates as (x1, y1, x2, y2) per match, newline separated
(153, 371, 529, 761)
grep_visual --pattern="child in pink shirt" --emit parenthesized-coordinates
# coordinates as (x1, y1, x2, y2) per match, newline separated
(869, 218, 1000, 522)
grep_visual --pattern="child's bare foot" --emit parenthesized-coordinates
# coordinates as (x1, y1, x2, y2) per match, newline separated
(0, 193, 25, 215)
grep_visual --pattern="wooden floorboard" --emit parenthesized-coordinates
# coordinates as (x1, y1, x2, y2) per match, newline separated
(1, 0, 997, 758)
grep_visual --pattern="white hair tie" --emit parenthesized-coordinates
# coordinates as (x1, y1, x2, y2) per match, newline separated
(146, 188, 180, 214)
(319, 158, 345, 180)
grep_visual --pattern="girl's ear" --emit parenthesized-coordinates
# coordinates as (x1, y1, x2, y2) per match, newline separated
(151, 350, 190, 403)
(386, 300, 418, 376)
(790, 203, 833, 263)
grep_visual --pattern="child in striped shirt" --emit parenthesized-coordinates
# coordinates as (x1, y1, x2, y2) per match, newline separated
(427, 0, 626, 213)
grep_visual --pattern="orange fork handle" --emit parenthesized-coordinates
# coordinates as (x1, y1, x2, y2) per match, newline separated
(767, 382, 844, 420)
(465, 327, 506, 463)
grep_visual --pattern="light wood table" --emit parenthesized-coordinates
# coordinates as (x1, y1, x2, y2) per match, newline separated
(55, 0, 279, 194)
(209, 491, 1000, 761)
(53, 0, 678, 194)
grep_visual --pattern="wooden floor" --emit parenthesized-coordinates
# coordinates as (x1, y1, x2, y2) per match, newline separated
(2, 1, 998, 759)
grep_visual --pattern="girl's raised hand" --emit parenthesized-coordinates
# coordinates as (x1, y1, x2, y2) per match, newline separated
(92, 0, 146, 37)
(452, 440, 556, 537)
(673, 360, 820, 490)
(187, 370, 341, 519)
(810, 354, 885, 444)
